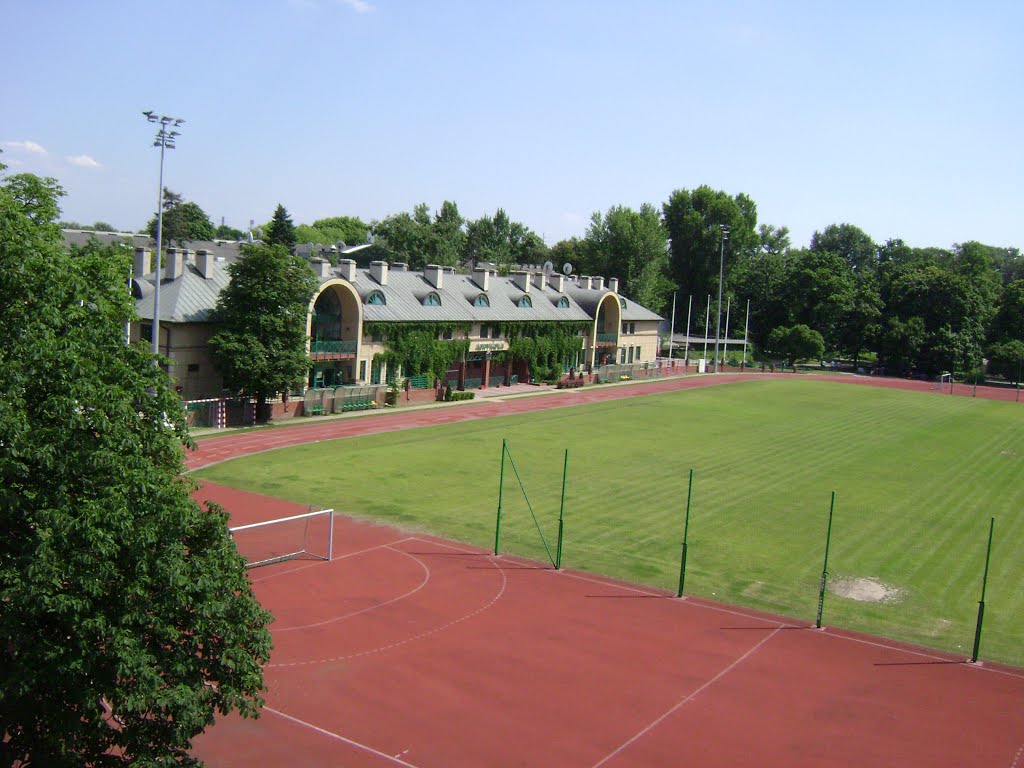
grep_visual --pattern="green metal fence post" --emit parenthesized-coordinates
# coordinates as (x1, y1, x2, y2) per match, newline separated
(815, 491, 836, 629)
(555, 449, 568, 570)
(677, 468, 694, 597)
(971, 517, 995, 663)
(494, 439, 506, 555)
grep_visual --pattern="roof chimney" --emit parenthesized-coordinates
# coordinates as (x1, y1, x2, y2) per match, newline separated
(338, 258, 356, 281)
(312, 258, 331, 278)
(580, 275, 592, 290)
(424, 264, 444, 289)
(391, 262, 409, 272)
(593, 276, 605, 291)
(133, 247, 151, 277)
(552, 274, 566, 293)
(165, 247, 184, 280)
(512, 271, 531, 292)
(534, 272, 547, 291)
(473, 267, 490, 291)
(608, 277, 619, 293)
(370, 260, 389, 286)
(196, 249, 214, 279)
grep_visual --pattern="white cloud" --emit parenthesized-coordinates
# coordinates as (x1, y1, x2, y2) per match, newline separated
(66, 154, 101, 168)
(2, 140, 48, 155)
(338, 0, 373, 12)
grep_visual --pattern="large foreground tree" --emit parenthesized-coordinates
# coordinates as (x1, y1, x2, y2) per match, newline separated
(208, 243, 319, 421)
(0, 168, 272, 766)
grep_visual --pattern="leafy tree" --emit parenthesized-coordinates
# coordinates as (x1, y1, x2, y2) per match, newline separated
(430, 200, 466, 266)
(757, 224, 791, 257)
(92, 220, 116, 232)
(370, 204, 434, 268)
(264, 203, 297, 249)
(810, 223, 878, 274)
(464, 208, 547, 269)
(731, 248, 794, 350)
(208, 243, 319, 422)
(877, 316, 926, 375)
(310, 215, 369, 245)
(0, 168, 272, 766)
(549, 237, 583, 275)
(581, 203, 673, 314)
(215, 223, 245, 240)
(662, 185, 759, 304)
(146, 188, 215, 246)
(783, 248, 856, 352)
(986, 340, 1024, 383)
(989, 280, 1024, 344)
(766, 324, 825, 367)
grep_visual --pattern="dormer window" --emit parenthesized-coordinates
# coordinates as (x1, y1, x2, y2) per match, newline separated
(619, 297, 627, 309)
(556, 296, 570, 308)
(517, 296, 533, 308)
(423, 292, 442, 306)
(368, 291, 386, 305)
(474, 293, 490, 307)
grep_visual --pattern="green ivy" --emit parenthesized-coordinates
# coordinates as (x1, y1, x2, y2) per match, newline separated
(366, 321, 471, 384)
(492, 321, 589, 382)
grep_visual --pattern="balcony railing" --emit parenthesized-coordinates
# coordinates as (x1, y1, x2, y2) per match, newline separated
(596, 332, 618, 343)
(310, 339, 357, 355)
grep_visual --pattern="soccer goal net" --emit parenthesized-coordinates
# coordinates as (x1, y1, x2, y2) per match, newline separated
(229, 508, 335, 568)
(934, 372, 953, 391)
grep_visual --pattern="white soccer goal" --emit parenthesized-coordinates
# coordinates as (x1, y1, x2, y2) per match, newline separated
(934, 372, 953, 392)
(229, 508, 335, 568)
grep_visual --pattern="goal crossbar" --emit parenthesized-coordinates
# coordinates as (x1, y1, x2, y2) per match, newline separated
(229, 508, 335, 568)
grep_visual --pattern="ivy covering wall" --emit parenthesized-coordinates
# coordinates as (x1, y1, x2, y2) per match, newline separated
(365, 321, 471, 384)
(493, 321, 589, 382)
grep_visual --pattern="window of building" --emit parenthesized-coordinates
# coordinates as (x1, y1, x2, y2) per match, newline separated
(619, 297, 627, 309)
(556, 296, 570, 308)
(517, 296, 533, 308)
(621, 322, 628, 334)
(187, 363, 199, 373)
(480, 324, 489, 339)
(628, 346, 634, 363)
(630, 322, 636, 334)
(359, 360, 367, 381)
(635, 345, 641, 361)
(140, 322, 153, 343)
(474, 293, 490, 307)
(368, 291, 386, 305)
(424, 292, 441, 306)
(619, 348, 627, 363)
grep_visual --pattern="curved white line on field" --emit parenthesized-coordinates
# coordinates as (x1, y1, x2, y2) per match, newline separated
(268, 546, 508, 668)
(274, 544, 431, 632)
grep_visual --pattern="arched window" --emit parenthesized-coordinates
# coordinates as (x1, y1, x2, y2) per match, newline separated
(619, 297, 627, 309)
(556, 296, 570, 308)
(423, 292, 442, 306)
(517, 295, 533, 308)
(474, 293, 490, 307)
(368, 291, 386, 305)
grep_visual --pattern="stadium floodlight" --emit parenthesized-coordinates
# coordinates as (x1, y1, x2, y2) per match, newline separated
(713, 225, 729, 373)
(143, 111, 185, 358)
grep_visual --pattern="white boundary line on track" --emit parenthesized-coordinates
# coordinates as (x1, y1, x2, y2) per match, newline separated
(274, 543, 430, 632)
(590, 625, 784, 768)
(264, 706, 423, 767)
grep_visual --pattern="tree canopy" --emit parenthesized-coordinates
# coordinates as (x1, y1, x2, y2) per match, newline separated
(146, 188, 215, 246)
(208, 243, 319, 420)
(0, 168, 272, 766)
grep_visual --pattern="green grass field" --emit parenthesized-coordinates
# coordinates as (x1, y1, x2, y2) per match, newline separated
(195, 379, 1024, 667)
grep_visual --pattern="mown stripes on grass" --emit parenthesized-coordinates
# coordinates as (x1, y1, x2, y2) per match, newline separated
(196, 378, 1024, 666)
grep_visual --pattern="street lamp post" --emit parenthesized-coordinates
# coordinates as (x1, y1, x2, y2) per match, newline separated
(143, 111, 184, 358)
(713, 225, 729, 373)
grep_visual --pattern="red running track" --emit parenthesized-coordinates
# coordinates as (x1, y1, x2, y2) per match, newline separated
(188, 375, 1024, 767)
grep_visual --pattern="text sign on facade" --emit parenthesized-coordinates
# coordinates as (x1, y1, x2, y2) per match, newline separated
(469, 341, 509, 352)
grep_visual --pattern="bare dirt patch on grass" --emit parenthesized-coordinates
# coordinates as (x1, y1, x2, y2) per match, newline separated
(831, 577, 903, 603)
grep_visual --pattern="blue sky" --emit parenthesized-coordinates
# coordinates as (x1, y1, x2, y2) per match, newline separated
(2, 1, 1021, 251)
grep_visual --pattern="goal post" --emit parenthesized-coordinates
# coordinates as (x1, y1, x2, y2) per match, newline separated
(934, 372, 952, 392)
(229, 508, 335, 568)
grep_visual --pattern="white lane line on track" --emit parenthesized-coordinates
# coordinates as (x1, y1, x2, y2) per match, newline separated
(264, 706, 422, 767)
(590, 625, 784, 768)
